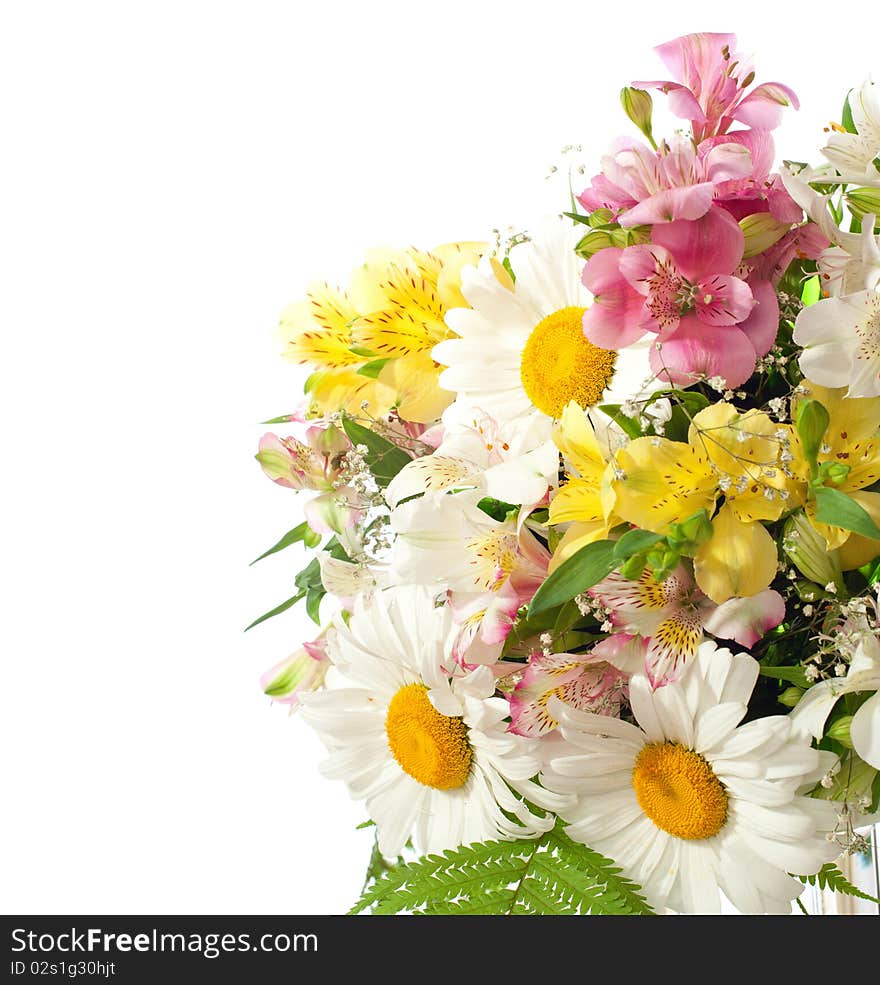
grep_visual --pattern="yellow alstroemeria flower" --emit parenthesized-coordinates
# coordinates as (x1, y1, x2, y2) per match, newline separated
(795, 384, 880, 555)
(280, 243, 487, 422)
(548, 402, 617, 568)
(611, 403, 808, 604)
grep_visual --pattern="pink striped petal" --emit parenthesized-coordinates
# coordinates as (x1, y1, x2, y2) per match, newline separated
(651, 206, 744, 281)
(619, 183, 716, 227)
(703, 590, 786, 648)
(694, 274, 755, 326)
(732, 82, 800, 130)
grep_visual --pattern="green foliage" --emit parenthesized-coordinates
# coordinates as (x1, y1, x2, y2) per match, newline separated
(341, 415, 411, 487)
(598, 403, 643, 439)
(800, 275, 821, 307)
(244, 590, 306, 632)
(528, 539, 618, 617)
(758, 664, 811, 688)
(250, 521, 321, 565)
(814, 486, 880, 539)
(356, 358, 391, 379)
(349, 826, 654, 916)
(796, 864, 880, 906)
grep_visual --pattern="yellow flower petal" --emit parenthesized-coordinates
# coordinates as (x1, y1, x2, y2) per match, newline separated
(432, 242, 487, 310)
(351, 308, 448, 359)
(306, 368, 395, 418)
(549, 520, 611, 570)
(834, 491, 880, 569)
(553, 401, 607, 480)
(549, 477, 606, 525)
(378, 351, 453, 424)
(612, 437, 717, 534)
(279, 284, 363, 369)
(694, 503, 778, 604)
(689, 404, 805, 522)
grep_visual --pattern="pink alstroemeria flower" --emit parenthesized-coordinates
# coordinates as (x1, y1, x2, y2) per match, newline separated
(578, 134, 753, 227)
(508, 649, 629, 738)
(635, 32, 799, 142)
(583, 206, 779, 387)
(589, 563, 786, 688)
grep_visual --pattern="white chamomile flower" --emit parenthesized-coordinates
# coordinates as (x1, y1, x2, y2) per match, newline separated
(299, 585, 571, 859)
(432, 217, 652, 455)
(541, 641, 838, 914)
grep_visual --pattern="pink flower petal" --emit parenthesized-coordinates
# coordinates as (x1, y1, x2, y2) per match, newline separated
(619, 183, 716, 227)
(650, 315, 758, 388)
(694, 274, 755, 326)
(703, 589, 786, 647)
(633, 79, 706, 123)
(736, 279, 779, 357)
(732, 82, 800, 130)
(581, 248, 649, 348)
(651, 206, 744, 281)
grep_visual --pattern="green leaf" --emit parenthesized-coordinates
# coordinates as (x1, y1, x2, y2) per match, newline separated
(814, 486, 880, 540)
(305, 587, 324, 625)
(613, 528, 663, 560)
(341, 416, 411, 487)
(295, 556, 324, 593)
(796, 863, 880, 906)
(598, 404, 643, 439)
(356, 358, 391, 379)
(244, 590, 305, 632)
(476, 496, 517, 521)
(841, 94, 857, 134)
(349, 824, 654, 915)
(801, 275, 821, 307)
(260, 413, 299, 424)
(250, 522, 320, 565)
(758, 664, 811, 688)
(528, 540, 618, 617)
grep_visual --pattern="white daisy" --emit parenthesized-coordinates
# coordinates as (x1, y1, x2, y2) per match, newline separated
(541, 641, 838, 914)
(299, 585, 571, 859)
(432, 217, 653, 456)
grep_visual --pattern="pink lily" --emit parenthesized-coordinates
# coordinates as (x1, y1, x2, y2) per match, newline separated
(634, 32, 799, 142)
(255, 423, 350, 492)
(509, 648, 629, 738)
(590, 563, 786, 688)
(578, 134, 752, 227)
(583, 207, 778, 386)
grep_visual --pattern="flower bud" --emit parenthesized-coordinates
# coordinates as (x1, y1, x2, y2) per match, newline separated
(826, 714, 855, 748)
(739, 213, 790, 259)
(778, 686, 804, 708)
(783, 512, 842, 587)
(795, 399, 829, 467)
(261, 639, 330, 709)
(620, 87, 654, 144)
(844, 189, 880, 221)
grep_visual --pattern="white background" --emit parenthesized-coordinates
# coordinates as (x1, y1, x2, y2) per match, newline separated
(2, 0, 877, 914)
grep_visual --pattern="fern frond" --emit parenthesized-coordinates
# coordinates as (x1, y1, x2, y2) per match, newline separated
(349, 824, 654, 916)
(796, 863, 880, 906)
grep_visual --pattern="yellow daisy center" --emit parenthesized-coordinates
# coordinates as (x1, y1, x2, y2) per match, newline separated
(632, 742, 728, 840)
(385, 684, 472, 790)
(519, 306, 616, 418)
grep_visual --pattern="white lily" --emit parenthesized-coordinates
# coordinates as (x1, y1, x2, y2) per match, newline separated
(791, 607, 880, 770)
(385, 401, 558, 510)
(821, 81, 880, 188)
(794, 288, 880, 397)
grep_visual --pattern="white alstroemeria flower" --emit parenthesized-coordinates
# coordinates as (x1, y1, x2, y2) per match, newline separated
(794, 288, 880, 397)
(819, 215, 880, 297)
(385, 401, 558, 510)
(791, 606, 880, 770)
(821, 81, 880, 188)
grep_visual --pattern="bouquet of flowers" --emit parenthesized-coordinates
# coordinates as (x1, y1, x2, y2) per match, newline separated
(250, 32, 880, 915)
